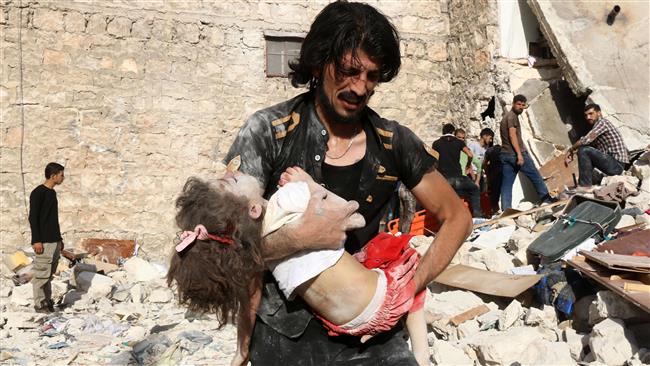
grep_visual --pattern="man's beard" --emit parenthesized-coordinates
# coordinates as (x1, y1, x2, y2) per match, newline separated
(316, 83, 367, 125)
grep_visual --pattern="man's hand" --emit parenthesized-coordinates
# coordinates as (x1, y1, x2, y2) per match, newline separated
(287, 189, 365, 251)
(516, 154, 524, 166)
(32, 242, 44, 255)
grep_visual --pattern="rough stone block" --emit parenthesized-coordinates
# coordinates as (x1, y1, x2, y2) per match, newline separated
(431, 339, 474, 365)
(124, 257, 161, 282)
(10, 283, 32, 307)
(563, 328, 588, 361)
(33, 8, 64, 32)
(615, 215, 636, 229)
(63, 11, 86, 33)
(589, 318, 639, 365)
(588, 290, 647, 325)
(148, 288, 172, 303)
(43, 49, 70, 65)
(466, 247, 515, 273)
(86, 14, 107, 34)
(107, 16, 132, 38)
(131, 19, 152, 39)
(152, 18, 174, 42)
(498, 299, 523, 331)
(75, 271, 115, 300)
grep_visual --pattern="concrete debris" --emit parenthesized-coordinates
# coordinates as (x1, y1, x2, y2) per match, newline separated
(430, 339, 474, 365)
(600, 175, 639, 188)
(124, 257, 162, 282)
(615, 215, 636, 229)
(524, 305, 557, 329)
(471, 225, 516, 250)
(507, 228, 540, 265)
(588, 291, 648, 325)
(562, 328, 589, 361)
(589, 318, 639, 366)
(465, 247, 515, 273)
(148, 288, 173, 303)
(10, 283, 33, 307)
(626, 191, 650, 212)
(498, 299, 524, 331)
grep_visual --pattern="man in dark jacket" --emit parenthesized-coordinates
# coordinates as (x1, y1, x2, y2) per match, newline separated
(29, 162, 65, 313)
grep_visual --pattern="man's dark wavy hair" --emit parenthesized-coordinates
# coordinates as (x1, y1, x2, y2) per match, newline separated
(289, 1, 401, 90)
(167, 177, 264, 328)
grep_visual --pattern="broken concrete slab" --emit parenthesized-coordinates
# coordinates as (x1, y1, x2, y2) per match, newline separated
(466, 247, 515, 273)
(563, 328, 589, 361)
(527, 1, 649, 150)
(124, 257, 162, 282)
(430, 339, 474, 365)
(588, 290, 648, 325)
(10, 283, 33, 307)
(589, 318, 639, 365)
(471, 225, 516, 250)
(524, 305, 558, 329)
(148, 288, 172, 303)
(498, 299, 524, 331)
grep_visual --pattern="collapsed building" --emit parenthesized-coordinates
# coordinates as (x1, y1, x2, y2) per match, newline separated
(0, 1, 649, 365)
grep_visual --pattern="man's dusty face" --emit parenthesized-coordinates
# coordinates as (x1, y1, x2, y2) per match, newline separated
(455, 132, 466, 141)
(584, 108, 602, 125)
(316, 49, 380, 125)
(512, 101, 527, 115)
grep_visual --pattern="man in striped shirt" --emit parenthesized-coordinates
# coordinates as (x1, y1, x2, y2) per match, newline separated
(565, 103, 629, 188)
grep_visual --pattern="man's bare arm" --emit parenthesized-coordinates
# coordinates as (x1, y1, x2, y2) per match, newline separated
(261, 189, 362, 262)
(410, 170, 472, 292)
(509, 127, 524, 166)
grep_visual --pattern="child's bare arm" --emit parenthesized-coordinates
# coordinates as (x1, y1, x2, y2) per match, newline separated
(406, 309, 430, 366)
(231, 275, 262, 366)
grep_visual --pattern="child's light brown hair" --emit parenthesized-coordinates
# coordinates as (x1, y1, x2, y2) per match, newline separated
(167, 177, 264, 328)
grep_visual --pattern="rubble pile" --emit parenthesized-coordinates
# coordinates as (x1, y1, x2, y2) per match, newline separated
(1, 156, 650, 365)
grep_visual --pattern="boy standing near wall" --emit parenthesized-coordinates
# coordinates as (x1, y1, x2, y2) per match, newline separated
(29, 162, 65, 313)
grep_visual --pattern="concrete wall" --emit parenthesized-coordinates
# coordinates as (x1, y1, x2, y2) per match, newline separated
(498, 0, 540, 59)
(2, 0, 482, 260)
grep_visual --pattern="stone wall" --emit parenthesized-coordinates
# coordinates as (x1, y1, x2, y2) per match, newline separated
(447, 0, 499, 137)
(1, 0, 482, 260)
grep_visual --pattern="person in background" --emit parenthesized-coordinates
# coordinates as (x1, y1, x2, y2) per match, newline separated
(29, 162, 65, 313)
(564, 103, 629, 190)
(499, 94, 554, 209)
(467, 128, 494, 188)
(433, 124, 481, 217)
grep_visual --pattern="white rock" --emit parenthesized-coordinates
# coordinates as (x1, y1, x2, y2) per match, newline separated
(0, 285, 12, 298)
(524, 305, 557, 328)
(630, 164, 650, 192)
(123, 326, 147, 342)
(471, 225, 516, 250)
(588, 291, 647, 325)
(563, 328, 588, 361)
(589, 318, 638, 365)
(75, 271, 115, 300)
(130, 283, 148, 303)
(10, 283, 33, 307)
(601, 175, 639, 187)
(498, 299, 523, 331)
(457, 318, 480, 339)
(124, 257, 161, 282)
(431, 339, 474, 365)
(148, 288, 172, 303)
(516, 201, 535, 211)
(466, 247, 515, 273)
(425, 290, 486, 319)
(627, 191, 650, 211)
(507, 228, 540, 265)
(515, 214, 535, 228)
(636, 213, 650, 225)
(4, 312, 36, 329)
(477, 309, 502, 330)
(615, 215, 636, 229)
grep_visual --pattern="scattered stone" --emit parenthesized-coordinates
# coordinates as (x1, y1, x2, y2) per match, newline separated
(148, 288, 172, 303)
(124, 257, 161, 282)
(10, 283, 33, 307)
(498, 299, 523, 331)
(588, 290, 647, 325)
(615, 214, 636, 229)
(516, 201, 535, 211)
(75, 271, 115, 300)
(524, 305, 557, 329)
(589, 318, 638, 365)
(465, 247, 515, 273)
(563, 328, 588, 361)
(431, 339, 474, 365)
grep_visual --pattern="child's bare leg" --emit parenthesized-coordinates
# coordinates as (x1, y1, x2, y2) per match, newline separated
(231, 275, 262, 366)
(406, 309, 430, 366)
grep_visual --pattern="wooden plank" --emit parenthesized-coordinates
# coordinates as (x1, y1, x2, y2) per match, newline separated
(449, 304, 491, 326)
(580, 250, 650, 273)
(81, 238, 136, 264)
(538, 153, 578, 194)
(566, 258, 650, 314)
(433, 264, 543, 297)
(623, 282, 650, 293)
(473, 200, 569, 229)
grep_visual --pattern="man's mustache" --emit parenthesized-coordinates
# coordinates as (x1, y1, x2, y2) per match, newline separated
(339, 91, 367, 104)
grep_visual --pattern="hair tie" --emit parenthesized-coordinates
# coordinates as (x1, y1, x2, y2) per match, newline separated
(176, 224, 234, 252)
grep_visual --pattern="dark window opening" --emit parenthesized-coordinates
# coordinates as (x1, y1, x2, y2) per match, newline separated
(481, 97, 496, 120)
